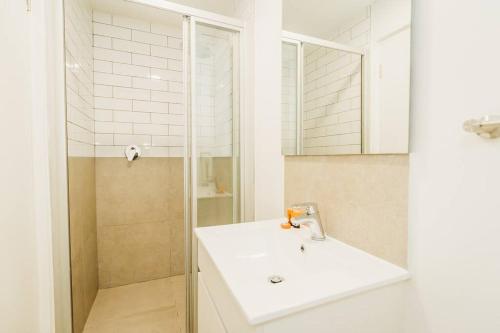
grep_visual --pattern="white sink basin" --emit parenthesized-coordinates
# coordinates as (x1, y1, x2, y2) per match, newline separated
(195, 218, 410, 327)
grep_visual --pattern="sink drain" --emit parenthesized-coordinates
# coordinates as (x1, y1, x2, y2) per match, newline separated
(268, 275, 285, 284)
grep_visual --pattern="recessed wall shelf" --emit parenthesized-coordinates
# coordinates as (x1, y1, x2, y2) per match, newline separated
(463, 115, 500, 138)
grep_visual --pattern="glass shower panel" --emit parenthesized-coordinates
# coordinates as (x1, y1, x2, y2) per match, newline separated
(282, 42, 299, 155)
(194, 23, 240, 228)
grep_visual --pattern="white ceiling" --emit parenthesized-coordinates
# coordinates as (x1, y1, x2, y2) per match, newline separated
(91, 0, 184, 25)
(91, 0, 237, 26)
(283, 0, 375, 39)
(91, 0, 375, 39)
(165, 0, 236, 16)
(169, 0, 376, 39)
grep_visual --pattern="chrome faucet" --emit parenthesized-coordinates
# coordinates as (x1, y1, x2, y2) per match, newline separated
(290, 202, 326, 241)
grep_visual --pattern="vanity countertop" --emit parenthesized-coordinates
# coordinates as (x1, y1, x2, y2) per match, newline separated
(195, 219, 410, 325)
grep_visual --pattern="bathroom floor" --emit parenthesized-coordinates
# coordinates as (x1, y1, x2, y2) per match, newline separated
(83, 275, 185, 333)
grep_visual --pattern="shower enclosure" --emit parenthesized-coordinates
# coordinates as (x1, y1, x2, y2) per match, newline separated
(185, 15, 243, 333)
(63, 0, 244, 332)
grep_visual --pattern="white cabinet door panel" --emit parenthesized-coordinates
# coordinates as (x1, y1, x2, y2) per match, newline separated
(198, 272, 226, 333)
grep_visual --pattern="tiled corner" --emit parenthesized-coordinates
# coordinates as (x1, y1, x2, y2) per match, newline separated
(96, 157, 185, 288)
(68, 157, 98, 333)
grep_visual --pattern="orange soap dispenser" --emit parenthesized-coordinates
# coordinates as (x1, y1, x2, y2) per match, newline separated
(281, 208, 304, 229)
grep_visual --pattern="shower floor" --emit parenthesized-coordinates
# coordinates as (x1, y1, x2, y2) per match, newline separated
(83, 275, 185, 333)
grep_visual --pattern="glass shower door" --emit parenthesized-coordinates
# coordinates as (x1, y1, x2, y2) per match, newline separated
(186, 17, 242, 333)
(191, 21, 241, 229)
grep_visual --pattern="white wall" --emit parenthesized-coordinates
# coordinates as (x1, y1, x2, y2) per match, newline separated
(407, 0, 500, 331)
(0, 0, 69, 331)
(0, 2, 39, 332)
(252, 0, 283, 219)
(235, 0, 283, 220)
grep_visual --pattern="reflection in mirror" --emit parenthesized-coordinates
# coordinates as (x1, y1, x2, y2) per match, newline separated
(282, 42, 299, 155)
(303, 44, 362, 155)
(282, 0, 411, 155)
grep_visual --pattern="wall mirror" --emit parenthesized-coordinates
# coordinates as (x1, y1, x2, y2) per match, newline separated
(282, 0, 412, 155)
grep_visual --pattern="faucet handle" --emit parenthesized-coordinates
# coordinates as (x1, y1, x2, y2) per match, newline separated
(290, 202, 325, 241)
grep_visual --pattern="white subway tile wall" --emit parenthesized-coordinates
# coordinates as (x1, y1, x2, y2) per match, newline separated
(65, 0, 94, 157)
(92, 11, 184, 157)
(302, 10, 370, 155)
(282, 42, 298, 155)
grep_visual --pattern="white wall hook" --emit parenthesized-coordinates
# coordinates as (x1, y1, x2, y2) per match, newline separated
(463, 115, 500, 139)
(125, 145, 141, 161)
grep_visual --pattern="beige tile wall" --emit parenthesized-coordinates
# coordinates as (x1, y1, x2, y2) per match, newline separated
(96, 157, 184, 288)
(284, 155, 408, 267)
(68, 157, 99, 333)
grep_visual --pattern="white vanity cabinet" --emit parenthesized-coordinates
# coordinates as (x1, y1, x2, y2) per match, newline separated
(196, 220, 410, 333)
